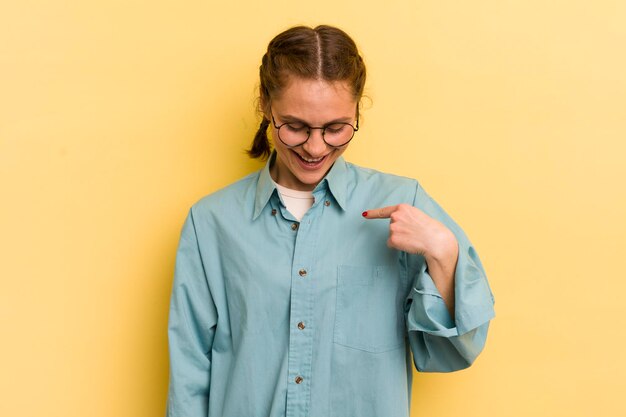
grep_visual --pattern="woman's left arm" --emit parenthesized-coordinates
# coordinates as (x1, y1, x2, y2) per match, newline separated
(364, 203, 459, 317)
(364, 182, 495, 372)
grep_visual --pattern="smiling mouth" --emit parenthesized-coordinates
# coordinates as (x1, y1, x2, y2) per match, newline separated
(293, 150, 327, 168)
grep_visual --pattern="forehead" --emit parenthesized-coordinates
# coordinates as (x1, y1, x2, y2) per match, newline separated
(271, 77, 356, 122)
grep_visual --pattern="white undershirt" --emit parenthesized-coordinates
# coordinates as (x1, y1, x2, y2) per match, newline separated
(273, 182, 314, 221)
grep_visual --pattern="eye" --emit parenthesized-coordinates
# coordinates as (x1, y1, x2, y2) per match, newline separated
(325, 123, 348, 134)
(284, 123, 308, 133)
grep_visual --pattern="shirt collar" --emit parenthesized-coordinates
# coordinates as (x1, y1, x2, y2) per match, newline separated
(253, 152, 349, 220)
(253, 153, 278, 220)
(318, 155, 348, 210)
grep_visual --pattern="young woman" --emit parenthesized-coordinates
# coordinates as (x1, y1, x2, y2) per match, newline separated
(166, 25, 495, 417)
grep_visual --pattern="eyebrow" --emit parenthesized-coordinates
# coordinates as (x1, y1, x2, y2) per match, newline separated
(277, 113, 355, 125)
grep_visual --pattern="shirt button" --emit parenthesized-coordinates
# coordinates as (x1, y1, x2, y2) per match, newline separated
(324, 200, 331, 206)
(295, 376, 303, 384)
(298, 269, 307, 277)
(271, 209, 277, 216)
(297, 322, 305, 330)
(291, 223, 299, 231)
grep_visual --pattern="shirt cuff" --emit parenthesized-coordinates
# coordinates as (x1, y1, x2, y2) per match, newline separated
(405, 246, 495, 338)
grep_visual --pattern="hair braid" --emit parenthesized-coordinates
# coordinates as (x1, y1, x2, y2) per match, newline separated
(247, 117, 271, 160)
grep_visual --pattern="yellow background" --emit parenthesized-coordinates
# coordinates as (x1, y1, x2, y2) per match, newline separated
(1, 1, 625, 416)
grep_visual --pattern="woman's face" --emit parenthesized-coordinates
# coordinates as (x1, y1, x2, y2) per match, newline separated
(268, 77, 357, 191)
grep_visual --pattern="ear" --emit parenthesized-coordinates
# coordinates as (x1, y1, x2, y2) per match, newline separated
(261, 106, 270, 121)
(258, 88, 271, 120)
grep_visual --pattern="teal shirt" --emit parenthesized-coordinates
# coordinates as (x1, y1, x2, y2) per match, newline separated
(166, 154, 495, 417)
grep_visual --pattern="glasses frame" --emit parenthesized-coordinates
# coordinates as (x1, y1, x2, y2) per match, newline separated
(270, 106, 360, 148)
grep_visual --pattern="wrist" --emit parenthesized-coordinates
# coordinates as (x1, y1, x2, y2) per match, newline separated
(424, 228, 459, 266)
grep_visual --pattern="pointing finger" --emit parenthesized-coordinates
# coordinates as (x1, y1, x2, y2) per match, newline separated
(362, 205, 398, 219)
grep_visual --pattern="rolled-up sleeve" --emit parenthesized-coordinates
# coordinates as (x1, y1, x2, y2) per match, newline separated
(405, 182, 495, 372)
(166, 209, 217, 416)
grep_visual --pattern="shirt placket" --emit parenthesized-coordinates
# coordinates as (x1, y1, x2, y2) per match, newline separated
(283, 191, 324, 417)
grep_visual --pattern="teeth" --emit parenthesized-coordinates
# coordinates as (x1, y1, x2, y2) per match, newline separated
(300, 155, 323, 163)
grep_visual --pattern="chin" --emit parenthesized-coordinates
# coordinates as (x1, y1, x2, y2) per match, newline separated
(295, 173, 323, 187)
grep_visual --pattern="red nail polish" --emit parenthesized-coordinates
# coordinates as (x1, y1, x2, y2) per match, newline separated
(362, 211, 368, 217)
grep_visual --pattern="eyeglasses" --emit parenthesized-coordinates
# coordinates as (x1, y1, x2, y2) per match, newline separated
(270, 107, 359, 148)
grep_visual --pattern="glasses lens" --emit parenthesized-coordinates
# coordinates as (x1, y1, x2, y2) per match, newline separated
(323, 123, 355, 146)
(278, 123, 309, 146)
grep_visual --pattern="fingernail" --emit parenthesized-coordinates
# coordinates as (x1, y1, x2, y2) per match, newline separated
(362, 211, 368, 217)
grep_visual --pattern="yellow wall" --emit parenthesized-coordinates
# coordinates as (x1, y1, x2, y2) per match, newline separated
(2, 1, 625, 416)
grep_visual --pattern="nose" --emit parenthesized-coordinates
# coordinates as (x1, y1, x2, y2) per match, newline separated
(302, 128, 328, 157)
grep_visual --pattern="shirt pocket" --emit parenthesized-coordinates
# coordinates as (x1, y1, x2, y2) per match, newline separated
(334, 265, 406, 353)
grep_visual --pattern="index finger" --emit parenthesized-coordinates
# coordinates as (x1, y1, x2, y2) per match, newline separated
(362, 205, 398, 219)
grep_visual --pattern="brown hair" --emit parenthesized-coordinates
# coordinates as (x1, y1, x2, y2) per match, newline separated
(247, 25, 367, 159)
